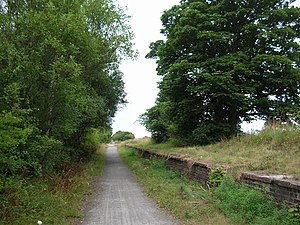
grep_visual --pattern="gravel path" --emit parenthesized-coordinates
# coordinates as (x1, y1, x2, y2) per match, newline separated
(80, 144, 178, 225)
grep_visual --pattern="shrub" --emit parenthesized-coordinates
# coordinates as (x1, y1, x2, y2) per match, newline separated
(208, 167, 226, 187)
(112, 131, 135, 142)
(80, 128, 110, 159)
(0, 109, 36, 176)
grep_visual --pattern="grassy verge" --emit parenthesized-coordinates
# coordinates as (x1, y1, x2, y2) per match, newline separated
(120, 146, 299, 225)
(119, 146, 233, 225)
(129, 126, 300, 179)
(215, 177, 299, 225)
(0, 145, 105, 225)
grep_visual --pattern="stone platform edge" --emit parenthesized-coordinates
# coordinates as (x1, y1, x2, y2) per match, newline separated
(125, 144, 300, 207)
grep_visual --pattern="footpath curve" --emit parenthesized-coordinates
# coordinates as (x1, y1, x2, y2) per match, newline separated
(79, 144, 178, 225)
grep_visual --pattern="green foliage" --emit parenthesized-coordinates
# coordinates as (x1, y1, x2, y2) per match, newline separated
(98, 128, 113, 144)
(254, 124, 300, 147)
(144, 0, 300, 145)
(0, 0, 134, 174)
(215, 177, 300, 225)
(0, 108, 35, 176)
(0, 149, 105, 225)
(81, 128, 112, 159)
(0, 0, 134, 223)
(130, 125, 300, 179)
(112, 130, 135, 142)
(120, 147, 231, 224)
(121, 145, 300, 224)
(288, 207, 300, 220)
(28, 135, 64, 174)
(208, 167, 226, 187)
(139, 102, 170, 143)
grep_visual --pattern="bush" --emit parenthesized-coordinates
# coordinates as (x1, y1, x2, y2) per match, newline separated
(0, 109, 35, 176)
(208, 167, 226, 187)
(80, 128, 111, 159)
(191, 122, 231, 145)
(112, 131, 135, 142)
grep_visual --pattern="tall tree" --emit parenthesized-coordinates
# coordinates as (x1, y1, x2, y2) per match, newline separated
(0, 0, 134, 175)
(144, 0, 300, 145)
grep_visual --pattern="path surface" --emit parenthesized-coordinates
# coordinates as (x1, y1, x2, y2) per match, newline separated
(80, 144, 178, 225)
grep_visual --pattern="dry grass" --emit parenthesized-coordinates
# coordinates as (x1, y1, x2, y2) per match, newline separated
(130, 126, 300, 179)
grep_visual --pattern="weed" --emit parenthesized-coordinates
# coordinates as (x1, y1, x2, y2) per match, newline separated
(215, 177, 300, 225)
(208, 167, 226, 187)
(289, 207, 300, 220)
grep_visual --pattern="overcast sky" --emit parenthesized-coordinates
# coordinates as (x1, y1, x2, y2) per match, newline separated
(112, 0, 180, 138)
(113, 0, 300, 138)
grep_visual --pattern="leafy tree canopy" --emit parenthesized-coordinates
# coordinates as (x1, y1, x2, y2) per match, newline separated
(112, 130, 135, 142)
(0, 0, 135, 176)
(143, 0, 300, 145)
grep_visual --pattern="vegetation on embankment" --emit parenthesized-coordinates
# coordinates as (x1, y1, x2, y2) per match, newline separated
(130, 125, 300, 179)
(0, 145, 105, 225)
(119, 146, 233, 225)
(0, 1, 133, 224)
(120, 146, 300, 225)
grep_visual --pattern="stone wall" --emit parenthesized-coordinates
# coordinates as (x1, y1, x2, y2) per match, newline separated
(125, 145, 300, 207)
(126, 145, 223, 185)
(240, 171, 300, 206)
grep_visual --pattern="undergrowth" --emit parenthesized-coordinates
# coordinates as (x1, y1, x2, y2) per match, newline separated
(215, 177, 300, 225)
(0, 146, 105, 225)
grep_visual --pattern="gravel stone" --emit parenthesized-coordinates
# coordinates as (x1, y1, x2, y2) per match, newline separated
(81, 144, 179, 225)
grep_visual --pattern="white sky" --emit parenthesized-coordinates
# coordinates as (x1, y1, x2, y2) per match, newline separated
(112, 0, 180, 138)
(112, 0, 300, 138)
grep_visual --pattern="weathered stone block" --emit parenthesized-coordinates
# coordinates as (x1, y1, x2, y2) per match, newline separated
(241, 171, 300, 206)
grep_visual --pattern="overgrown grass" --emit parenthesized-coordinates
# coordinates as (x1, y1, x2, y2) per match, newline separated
(215, 177, 300, 225)
(120, 146, 299, 225)
(0, 145, 105, 225)
(130, 126, 300, 178)
(119, 146, 233, 225)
